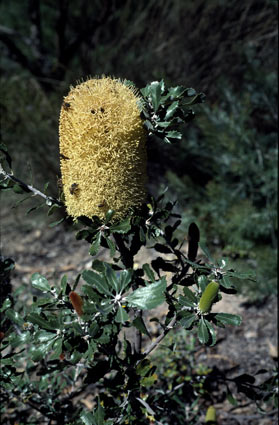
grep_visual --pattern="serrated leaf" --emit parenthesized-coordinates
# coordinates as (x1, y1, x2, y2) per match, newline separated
(80, 411, 95, 425)
(93, 398, 105, 425)
(31, 273, 51, 292)
(215, 313, 242, 326)
(82, 270, 112, 296)
(126, 278, 166, 310)
(142, 263, 155, 282)
(180, 313, 196, 329)
(204, 319, 217, 346)
(26, 313, 58, 331)
(198, 318, 209, 344)
(183, 287, 197, 303)
(118, 269, 132, 292)
(115, 306, 129, 324)
(104, 264, 120, 293)
(178, 295, 195, 308)
(168, 86, 187, 99)
(105, 236, 116, 257)
(110, 218, 131, 234)
(132, 316, 151, 337)
(166, 130, 182, 139)
(220, 275, 235, 288)
(90, 232, 101, 256)
(165, 101, 179, 120)
(150, 81, 161, 112)
(197, 275, 208, 292)
(49, 217, 65, 227)
(0, 298, 12, 312)
(5, 309, 24, 325)
(48, 338, 63, 360)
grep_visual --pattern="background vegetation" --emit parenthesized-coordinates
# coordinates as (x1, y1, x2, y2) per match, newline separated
(0, 0, 277, 302)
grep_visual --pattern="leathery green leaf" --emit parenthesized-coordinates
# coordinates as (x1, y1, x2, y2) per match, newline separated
(31, 273, 51, 292)
(126, 277, 167, 310)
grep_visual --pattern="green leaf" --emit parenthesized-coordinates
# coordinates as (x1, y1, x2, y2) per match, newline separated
(150, 81, 161, 112)
(48, 217, 65, 227)
(180, 313, 196, 329)
(90, 232, 101, 256)
(168, 86, 187, 99)
(227, 391, 238, 406)
(82, 270, 112, 296)
(166, 130, 182, 140)
(197, 275, 208, 292)
(92, 259, 106, 273)
(104, 264, 120, 293)
(142, 263, 155, 282)
(198, 318, 209, 344)
(186, 88, 196, 97)
(183, 287, 197, 303)
(35, 330, 57, 343)
(31, 273, 51, 292)
(30, 338, 55, 362)
(178, 295, 195, 308)
(126, 277, 166, 310)
(48, 338, 63, 360)
(0, 298, 12, 312)
(165, 101, 179, 120)
(105, 236, 116, 257)
(26, 313, 58, 331)
(118, 269, 132, 292)
(136, 359, 153, 377)
(220, 275, 235, 289)
(204, 319, 217, 346)
(115, 306, 129, 324)
(110, 218, 131, 234)
(5, 309, 24, 325)
(81, 411, 95, 425)
(199, 243, 214, 262)
(215, 313, 242, 326)
(105, 209, 115, 223)
(93, 398, 105, 425)
(132, 316, 151, 337)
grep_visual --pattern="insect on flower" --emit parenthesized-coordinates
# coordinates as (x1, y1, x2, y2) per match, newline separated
(69, 183, 79, 195)
(98, 200, 106, 208)
(63, 101, 71, 110)
(60, 153, 70, 160)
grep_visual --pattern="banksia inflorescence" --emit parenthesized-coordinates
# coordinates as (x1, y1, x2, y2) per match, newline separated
(205, 406, 217, 423)
(198, 281, 219, 313)
(59, 77, 147, 221)
(69, 291, 83, 316)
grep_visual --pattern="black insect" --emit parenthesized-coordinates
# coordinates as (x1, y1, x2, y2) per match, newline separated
(63, 102, 71, 110)
(69, 183, 79, 195)
(60, 153, 70, 160)
(98, 200, 106, 208)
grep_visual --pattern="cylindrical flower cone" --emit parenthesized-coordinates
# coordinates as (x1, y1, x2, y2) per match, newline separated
(59, 77, 147, 221)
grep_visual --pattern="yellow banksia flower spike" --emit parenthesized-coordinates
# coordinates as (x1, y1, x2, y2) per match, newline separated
(59, 76, 147, 221)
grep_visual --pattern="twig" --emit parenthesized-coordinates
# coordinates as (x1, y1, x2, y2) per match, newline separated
(143, 313, 177, 357)
(0, 165, 63, 207)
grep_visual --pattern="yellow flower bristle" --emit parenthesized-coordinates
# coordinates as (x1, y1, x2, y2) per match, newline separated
(59, 77, 147, 221)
